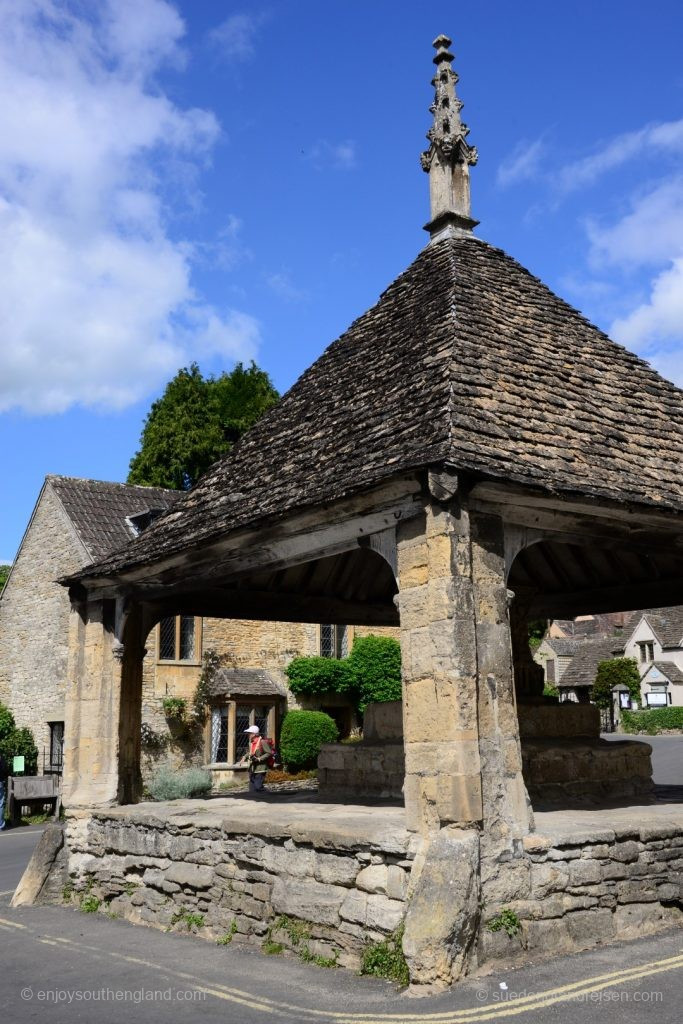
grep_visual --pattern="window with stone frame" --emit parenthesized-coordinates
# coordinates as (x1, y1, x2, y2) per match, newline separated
(546, 658, 556, 684)
(48, 721, 64, 772)
(637, 640, 654, 664)
(157, 615, 201, 663)
(210, 702, 275, 764)
(320, 624, 349, 659)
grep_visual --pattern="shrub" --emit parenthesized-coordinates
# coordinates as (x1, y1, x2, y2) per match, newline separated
(279, 711, 339, 772)
(360, 924, 409, 987)
(147, 767, 212, 801)
(347, 635, 402, 713)
(286, 656, 354, 697)
(0, 702, 38, 775)
(621, 707, 683, 735)
(591, 658, 640, 709)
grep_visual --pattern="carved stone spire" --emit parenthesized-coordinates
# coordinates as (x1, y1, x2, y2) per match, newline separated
(421, 34, 478, 241)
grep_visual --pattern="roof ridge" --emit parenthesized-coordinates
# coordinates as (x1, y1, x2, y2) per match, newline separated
(47, 474, 180, 495)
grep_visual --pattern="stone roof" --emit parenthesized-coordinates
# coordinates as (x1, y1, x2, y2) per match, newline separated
(48, 476, 180, 564)
(545, 637, 582, 657)
(75, 234, 683, 581)
(208, 668, 287, 700)
(558, 638, 622, 690)
(649, 661, 683, 685)
(630, 607, 683, 649)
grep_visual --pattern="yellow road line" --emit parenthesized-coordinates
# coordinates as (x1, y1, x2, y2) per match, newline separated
(37, 928, 683, 1024)
(0, 916, 27, 929)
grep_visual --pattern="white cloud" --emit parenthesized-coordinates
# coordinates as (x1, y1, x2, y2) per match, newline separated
(266, 271, 309, 303)
(496, 138, 545, 187)
(307, 140, 357, 170)
(612, 259, 683, 354)
(557, 118, 683, 193)
(587, 177, 683, 267)
(0, 0, 260, 414)
(209, 12, 263, 62)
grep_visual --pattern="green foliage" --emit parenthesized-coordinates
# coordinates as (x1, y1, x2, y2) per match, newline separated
(0, 703, 38, 775)
(172, 911, 205, 930)
(192, 649, 223, 725)
(285, 635, 402, 715)
(217, 918, 239, 944)
(161, 696, 187, 720)
(0, 564, 10, 591)
(486, 908, 522, 938)
(127, 361, 279, 490)
(286, 656, 354, 697)
(528, 618, 547, 652)
(621, 707, 683, 734)
(279, 712, 339, 772)
(543, 684, 559, 699)
(147, 767, 212, 801)
(140, 722, 168, 752)
(80, 894, 101, 914)
(360, 924, 409, 987)
(262, 940, 284, 955)
(591, 658, 640, 709)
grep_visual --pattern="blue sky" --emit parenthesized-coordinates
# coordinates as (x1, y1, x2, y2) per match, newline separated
(2, 0, 683, 563)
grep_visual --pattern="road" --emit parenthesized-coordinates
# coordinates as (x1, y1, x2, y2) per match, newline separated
(0, 737, 681, 1023)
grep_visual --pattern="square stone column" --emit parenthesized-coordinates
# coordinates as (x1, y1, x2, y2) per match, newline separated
(397, 499, 531, 837)
(63, 595, 146, 808)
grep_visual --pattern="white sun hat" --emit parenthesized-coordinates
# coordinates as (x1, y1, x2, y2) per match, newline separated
(244, 725, 260, 734)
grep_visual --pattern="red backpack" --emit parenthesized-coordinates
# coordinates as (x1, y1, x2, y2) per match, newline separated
(258, 736, 278, 768)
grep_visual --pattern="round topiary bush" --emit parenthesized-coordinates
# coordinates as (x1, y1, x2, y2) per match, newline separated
(280, 710, 339, 772)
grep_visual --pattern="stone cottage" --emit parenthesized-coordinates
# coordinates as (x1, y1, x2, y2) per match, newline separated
(0, 475, 391, 780)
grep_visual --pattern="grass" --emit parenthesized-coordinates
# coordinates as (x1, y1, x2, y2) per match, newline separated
(216, 919, 239, 944)
(360, 924, 409, 987)
(80, 894, 101, 914)
(262, 940, 285, 955)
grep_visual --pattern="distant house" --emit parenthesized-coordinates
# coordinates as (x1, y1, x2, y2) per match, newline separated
(554, 637, 622, 703)
(622, 608, 683, 708)
(535, 636, 581, 686)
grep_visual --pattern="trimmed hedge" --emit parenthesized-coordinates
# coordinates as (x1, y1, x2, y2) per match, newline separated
(286, 656, 354, 697)
(347, 635, 402, 713)
(280, 710, 339, 772)
(285, 635, 402, 715)
(621, 707, 683, 735)
(147, 767, 212, 801)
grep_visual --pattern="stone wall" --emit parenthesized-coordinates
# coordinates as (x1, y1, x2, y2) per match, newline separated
(480, 821, 683, 965)
(63, 805, 416, 970)
(0, 482, 85, 756)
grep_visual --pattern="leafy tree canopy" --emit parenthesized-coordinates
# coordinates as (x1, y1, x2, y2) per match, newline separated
(591, 657, 641, 709)
(127, 362, 279, 490)
(0, 564, 10, 591)
(0, 702, 38, 775)
(286, 635, 402, 715)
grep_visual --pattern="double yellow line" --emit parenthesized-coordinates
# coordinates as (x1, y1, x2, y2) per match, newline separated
(2, 915, 680, 1022)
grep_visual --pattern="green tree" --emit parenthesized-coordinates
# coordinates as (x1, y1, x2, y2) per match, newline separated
(591, 658, 640, 710)
(127, 362, 279, 490)
(347, 635, 402, 713)
(0, 703, 38, 775)
(0, 564, 10, 592)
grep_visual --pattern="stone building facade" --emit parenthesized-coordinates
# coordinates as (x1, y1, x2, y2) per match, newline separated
(1, 476, 396, 780)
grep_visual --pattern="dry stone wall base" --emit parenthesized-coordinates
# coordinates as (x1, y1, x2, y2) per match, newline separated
(61, 812, 415, 971)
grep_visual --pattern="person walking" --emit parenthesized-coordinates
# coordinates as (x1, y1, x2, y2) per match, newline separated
(241, 725, 271, 794)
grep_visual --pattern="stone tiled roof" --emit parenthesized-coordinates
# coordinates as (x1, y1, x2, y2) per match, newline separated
(649, 661, 683, 685)
(545, 637, 582, 657)
(48, 476, 180, 564)
(208, 668, 287, 700)
(558, 638, 622, 690)
(75, 234, 683, 580)
(630, 607, 683, 649)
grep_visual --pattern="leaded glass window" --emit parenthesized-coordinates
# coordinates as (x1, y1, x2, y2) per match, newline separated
(211, 707, 229, 762)
(157, 616, 199, 662)
(158, 617, 176, 660)
(320, 624, 348, 659)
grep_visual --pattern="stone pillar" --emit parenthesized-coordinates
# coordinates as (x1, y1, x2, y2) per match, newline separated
(397, 501, 531, 838)
(63, 595, 146, 809)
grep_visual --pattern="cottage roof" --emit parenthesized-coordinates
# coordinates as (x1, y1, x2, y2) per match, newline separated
(72, 235, 683, 583)
(629, 607, 683, 649)
(208, 668, 287, 700)
(648, 661, 683, 685)
(48, 476, 180, 564)
(544, 637, 582, 658)
(558, 637, 622, 690)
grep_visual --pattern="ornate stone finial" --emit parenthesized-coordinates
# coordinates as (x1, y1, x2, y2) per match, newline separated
(421, 35, 478, 241)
